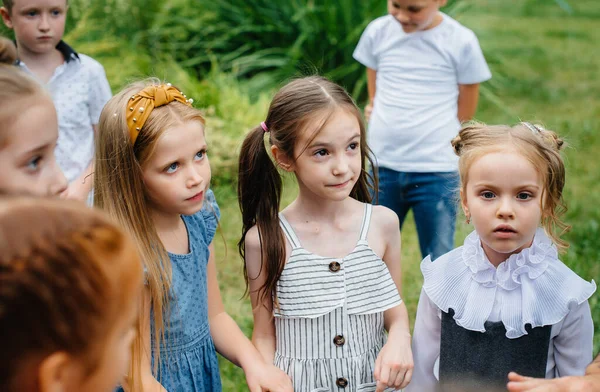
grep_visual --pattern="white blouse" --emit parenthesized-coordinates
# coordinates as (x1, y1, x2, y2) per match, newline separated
(406, 229, 596, 392)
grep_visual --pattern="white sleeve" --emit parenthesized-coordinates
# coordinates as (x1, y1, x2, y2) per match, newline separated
(456, 31, 492, 85)
(552, 300, 594, 377)
(353, 21, 378, 70)
(405, 288, 441, 392)
(87, 60, 112, 125)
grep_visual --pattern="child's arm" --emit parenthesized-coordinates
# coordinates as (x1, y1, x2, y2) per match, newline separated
(552, 300, 594, 376)
(207, 242, 292, 392)
(507, 354, 600, 392)
(404, 289, 442, 392)
(373, 208, 413, 391)
(457, 83, 480, 123)
(243, 226, 278, 363)
(365, 67, 377, 122)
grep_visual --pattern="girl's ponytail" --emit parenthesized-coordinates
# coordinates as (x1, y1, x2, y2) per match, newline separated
(238, 125, 286, 306)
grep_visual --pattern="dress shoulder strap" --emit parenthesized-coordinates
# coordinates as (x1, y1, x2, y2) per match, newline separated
(278, 214, 301, 249)
(358, 203, 372, 242)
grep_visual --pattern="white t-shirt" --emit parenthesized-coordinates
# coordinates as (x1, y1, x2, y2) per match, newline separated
(19, 41, 112, 183)
(353, 13, 491, 172)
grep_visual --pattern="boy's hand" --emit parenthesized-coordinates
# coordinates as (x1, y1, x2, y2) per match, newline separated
(507, 372, 594, 392)
(365, 102, 373, 122)
(374, 332, 413, 391)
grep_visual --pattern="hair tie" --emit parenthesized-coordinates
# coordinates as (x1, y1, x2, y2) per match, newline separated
(260, 121, 269, 133)
(126, 83, 193, 145)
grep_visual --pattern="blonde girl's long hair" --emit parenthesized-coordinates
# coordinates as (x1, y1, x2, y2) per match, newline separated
(94, 78, 205, 391)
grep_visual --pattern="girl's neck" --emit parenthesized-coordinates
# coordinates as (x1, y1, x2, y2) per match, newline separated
(150, 208, 183, 233)
(293, 188, 354, 223)
(481, 238, 535, 268)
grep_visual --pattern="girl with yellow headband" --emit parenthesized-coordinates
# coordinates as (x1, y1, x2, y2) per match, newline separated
(94, 79, 293, 392)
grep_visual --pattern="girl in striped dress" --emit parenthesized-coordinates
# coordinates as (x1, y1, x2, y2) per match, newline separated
(238, 76, 414, 392)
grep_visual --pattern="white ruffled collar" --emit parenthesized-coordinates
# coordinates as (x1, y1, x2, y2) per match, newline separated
(421, 229, 596, 338)
(461, 228, 555, 290)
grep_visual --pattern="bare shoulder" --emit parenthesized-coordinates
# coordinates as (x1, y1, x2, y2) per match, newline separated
(244, 225, 261, 254)
(371, 204, 400, 233)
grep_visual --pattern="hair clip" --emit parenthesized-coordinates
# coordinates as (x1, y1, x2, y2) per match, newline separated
(522, 122, 541, 135)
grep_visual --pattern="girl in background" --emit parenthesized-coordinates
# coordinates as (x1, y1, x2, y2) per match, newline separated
(94, 80, 292, 392)
(0, 197, 144, 392)
(0, 37, 66, 196)
(408, 122, 596, 391)
(238, 76, 413, 391)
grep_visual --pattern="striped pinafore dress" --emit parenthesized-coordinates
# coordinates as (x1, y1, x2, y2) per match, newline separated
(275, 203, 402, 392)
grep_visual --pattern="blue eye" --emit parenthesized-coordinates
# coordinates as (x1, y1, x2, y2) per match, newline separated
(481, 191, 495, 199)
(165, 162, 178, 173)
(51, 9, 61, 16)
(27, 10, 38, 17)
(194, 150, 205, 160)
(27, 156, 42, 172)
(517, 193, 532, 200)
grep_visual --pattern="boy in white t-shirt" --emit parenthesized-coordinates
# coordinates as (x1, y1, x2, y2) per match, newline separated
(353, 0, 491, 260)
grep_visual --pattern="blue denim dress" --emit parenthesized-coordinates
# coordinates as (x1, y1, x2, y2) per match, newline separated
(117, 190, 222, 392)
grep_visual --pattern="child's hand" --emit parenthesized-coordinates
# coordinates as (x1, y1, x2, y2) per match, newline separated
(244, 360, 293, 392)
(365, 102, 373, 122)
(374, 333, 414, 391)
(61, 180, 89, 202)
(507, 372, 593, 392)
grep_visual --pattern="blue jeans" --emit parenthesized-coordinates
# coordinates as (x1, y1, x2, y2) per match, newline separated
(374, 167, 459, 260)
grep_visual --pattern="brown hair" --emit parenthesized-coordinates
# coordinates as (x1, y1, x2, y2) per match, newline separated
(1, 0, 13, 12)
(237, 76, 377, 307)
(451, 122, 569, 251)
(0, 37, 52, 147)
(0, 197, 143, 392)
(94, 78, 206, 390)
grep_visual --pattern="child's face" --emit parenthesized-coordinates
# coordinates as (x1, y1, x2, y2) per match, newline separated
(287, 108, 362, 203)
(461, 149, 543, 266)
(387, 0, 447, 33)
(0, 97, 67, 196)
(142, 120, 211, 217)
(1, 0, 67, 57)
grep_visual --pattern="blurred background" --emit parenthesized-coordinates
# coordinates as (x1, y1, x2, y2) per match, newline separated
(3, 0, 599, 389)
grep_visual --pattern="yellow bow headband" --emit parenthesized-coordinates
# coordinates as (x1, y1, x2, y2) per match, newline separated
(126, 83, 193, 144)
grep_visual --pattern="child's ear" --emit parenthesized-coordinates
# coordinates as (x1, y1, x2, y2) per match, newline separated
(38, 352, 78, 392)
(0, 7, 13, 29)
(460, 188, 469, 217)
(271, 145, 294, 172)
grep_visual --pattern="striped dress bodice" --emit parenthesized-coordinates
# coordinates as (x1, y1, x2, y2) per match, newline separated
(275, 204, 402, 392)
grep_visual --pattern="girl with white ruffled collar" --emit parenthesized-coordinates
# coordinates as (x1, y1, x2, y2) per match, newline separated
(406, 122, 596, 392)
